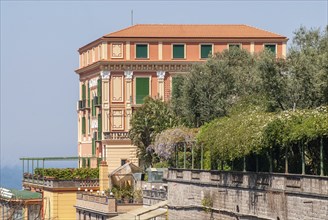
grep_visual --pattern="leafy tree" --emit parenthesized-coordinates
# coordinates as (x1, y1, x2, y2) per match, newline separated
(257, 26, 328, 111)
(257, 51, 288, 111)
(287, 25, 328, 108)
(152, 127, 197, 165)
(172, 48, 259, 127)
(129, 97, 180, 169)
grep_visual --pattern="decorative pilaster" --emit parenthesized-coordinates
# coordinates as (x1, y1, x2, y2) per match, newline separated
(100, 70, 111, 144)
(282, 42, 287, 58)
(124, 71, 133, 130)
(158, 42, 163, 60)
(126, 41, 130, 60)
(157, 71, 166, 100)
(250, 42, 255, 54)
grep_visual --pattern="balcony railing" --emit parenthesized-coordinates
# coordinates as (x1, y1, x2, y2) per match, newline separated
(104, 132, 130, 140)
(142, 189, 167, 201)
(22, 174, 99, 189)
(78, 100, 87, 110)
(77, 192, 108, 205)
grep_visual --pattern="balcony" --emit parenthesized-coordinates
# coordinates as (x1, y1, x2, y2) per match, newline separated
(93, 96, 101, 107)
(22, 173, 99, 190)
(78, 100, 88, 110)
(103, 132, 130, 140)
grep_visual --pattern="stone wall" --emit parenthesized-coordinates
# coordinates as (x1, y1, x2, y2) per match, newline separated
(166, 169, 328, 220)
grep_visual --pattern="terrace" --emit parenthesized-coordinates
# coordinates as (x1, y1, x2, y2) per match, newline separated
(20, 157, 100, 191)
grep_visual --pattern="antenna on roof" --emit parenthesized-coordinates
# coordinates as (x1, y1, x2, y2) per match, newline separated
(131, 10, 134, 26)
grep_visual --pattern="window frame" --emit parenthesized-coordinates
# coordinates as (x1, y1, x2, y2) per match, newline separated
(199, 43, 214, 59)
(135, 43, 149, 59)
(227, 43, 242, 50)
(134, 76, 151, 105)
(263, 43, 277, 55)
(172, 43, 186, 59)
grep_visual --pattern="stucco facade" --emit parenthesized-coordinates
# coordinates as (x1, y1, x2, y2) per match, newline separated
(75, 24, 288, 173)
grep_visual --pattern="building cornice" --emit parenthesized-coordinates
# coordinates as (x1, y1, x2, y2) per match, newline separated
(104, 37, 288, 42)
(75, 61, 201, 76)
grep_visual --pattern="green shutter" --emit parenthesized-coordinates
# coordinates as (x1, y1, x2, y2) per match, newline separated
(97, 79, 102, 105)
(92, 138, 95, 155)
(82, 117, 86, 135)
(98, 113, 102, 140)
(88, 116, 90, 134)
(87, 83, 90, 107)
(265, 45, 276, 54)
(82, 158, 86, 168)
(201, 45, 212, 58)
(136, 44, 148, 58)
(136, 78, 149, 104)
(92, 97, 95, 116)
(229, 44, 241, 50)
(173, 45, 185, 58)
(82, 84, 86, 100)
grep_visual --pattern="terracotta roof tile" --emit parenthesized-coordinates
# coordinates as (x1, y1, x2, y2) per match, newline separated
(105, 24, 286, 39)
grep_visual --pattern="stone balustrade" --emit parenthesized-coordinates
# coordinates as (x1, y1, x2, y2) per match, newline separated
(167, 168, 328, 220)
(103, 132, 129, 140)
(22, 176, 99, 189)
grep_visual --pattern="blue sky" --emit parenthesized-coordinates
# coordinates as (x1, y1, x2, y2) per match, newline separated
(1, 1, 327, 169)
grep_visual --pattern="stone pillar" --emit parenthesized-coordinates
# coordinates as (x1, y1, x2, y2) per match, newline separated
(108, 197, 117, 212)
(99, 161, 109, 192)
(124, 71, 133, 130)
(156, 71, 166, 100)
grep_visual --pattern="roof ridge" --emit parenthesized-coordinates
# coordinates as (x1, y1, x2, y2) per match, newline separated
(104, 24, 141, 37)
(131, 24, 246, 26)
(244, 24, 284, 38)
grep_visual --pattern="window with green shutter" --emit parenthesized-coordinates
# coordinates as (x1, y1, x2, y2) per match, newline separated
(82, 84, 86, 100)
(87, 83, 90, 107)
(136, 44, 148, 58)
(136, 77, 149, 104)
(201, 45, 212, 59)
(92, 138, 95, 155)
(97, 79, 102, 105)
(82, 158, 86, 168)
(264, 44, 276, 54)
(88, 115, 90, 134)
(92, 97, 96, 116)
(98, 113, 102, 140)
(82, 116, 86, 135)
(173, 44, 185, 59)
(229, 44, 241, 50)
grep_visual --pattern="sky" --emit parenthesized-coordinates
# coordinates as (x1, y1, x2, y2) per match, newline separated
(0, 0, 327, 170)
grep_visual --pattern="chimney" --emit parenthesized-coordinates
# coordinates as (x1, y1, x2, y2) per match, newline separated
(99, 161, 109, 192)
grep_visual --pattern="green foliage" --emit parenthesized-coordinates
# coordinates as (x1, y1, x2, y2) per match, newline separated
(201, 191, 213, 213)
(153, 161, 169, 168)
(34, 168, 99, 180)
(171, 48, 259, 127)
(257, 25, 328, 110)
(152, 127, 197, 162)
(110, 185, 135, 202)
(197, 105, 328, 174)
(129, 97, 180, 168)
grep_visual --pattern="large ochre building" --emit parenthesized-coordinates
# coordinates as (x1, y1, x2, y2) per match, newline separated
(75, 24, 287, 172)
